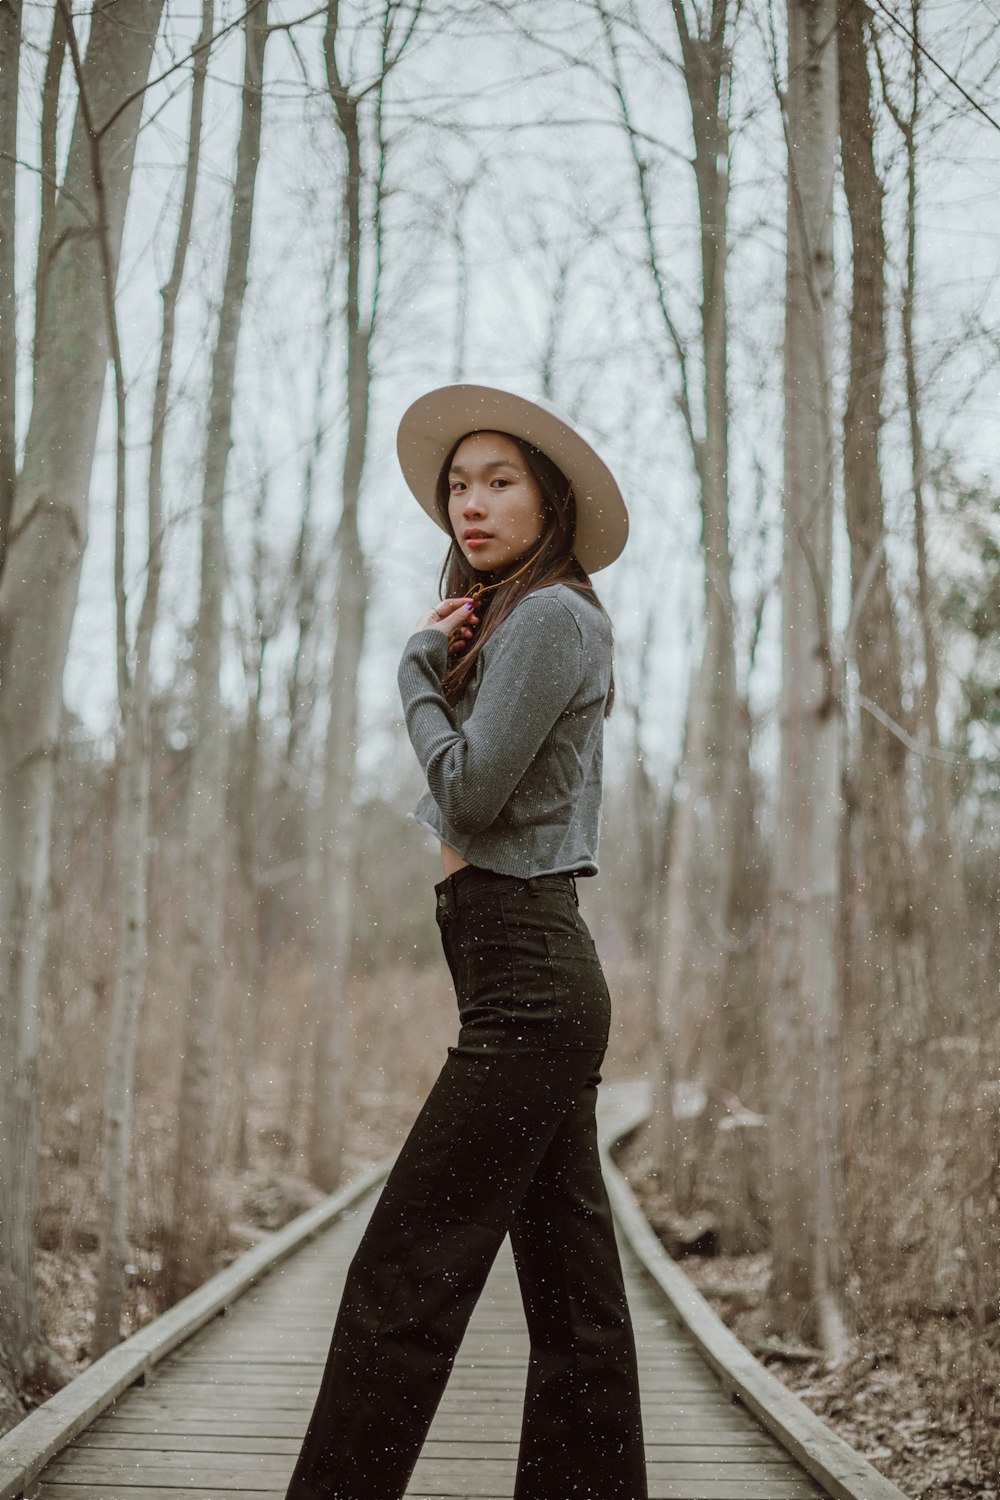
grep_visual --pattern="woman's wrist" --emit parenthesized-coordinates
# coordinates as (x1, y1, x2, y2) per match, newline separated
(412, 597, 480, 656)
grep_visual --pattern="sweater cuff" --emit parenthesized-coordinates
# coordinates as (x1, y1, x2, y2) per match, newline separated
(400, 627, 450, 676)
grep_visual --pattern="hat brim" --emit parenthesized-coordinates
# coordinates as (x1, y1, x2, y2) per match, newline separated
(396, 384, 628, 574)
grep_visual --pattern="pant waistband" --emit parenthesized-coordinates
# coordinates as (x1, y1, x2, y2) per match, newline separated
(434, 864, 578, 916)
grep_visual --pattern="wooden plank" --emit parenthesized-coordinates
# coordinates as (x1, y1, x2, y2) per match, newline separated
(403, 1477, 821, 1500)
(70, 1431, 778, 1461)
(168, 1351, 714, 1371)
(85, 1412, 772, 1442)
(34, 1493, 820, 1500)
(44, 1449, 813, 1481)
(38, 1461, 822, 1500)
(42, 1455, 290, 1480)
(146, 1371, 724, 1397)
(36, 1489, 278, 1499)
(138, 1382, 725, 1407)
(417, 1470, 821, 1500)
(35, 1488, 818, 1500)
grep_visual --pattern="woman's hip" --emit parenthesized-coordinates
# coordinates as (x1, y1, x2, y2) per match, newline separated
(433, 866, 611, 1051)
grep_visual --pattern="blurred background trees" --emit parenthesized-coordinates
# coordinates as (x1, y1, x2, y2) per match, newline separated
(0, 0, 997, 1453)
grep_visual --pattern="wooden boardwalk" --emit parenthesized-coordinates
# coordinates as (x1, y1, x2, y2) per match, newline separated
(3, 1083, 907, 1500)
(33, 1187, 824, 1500)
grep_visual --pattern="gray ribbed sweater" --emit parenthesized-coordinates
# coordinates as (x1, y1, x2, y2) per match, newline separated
(397, 582, 612, 878)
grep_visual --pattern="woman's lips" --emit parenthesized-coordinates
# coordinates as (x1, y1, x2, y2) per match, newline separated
(465, 535, 492, 548)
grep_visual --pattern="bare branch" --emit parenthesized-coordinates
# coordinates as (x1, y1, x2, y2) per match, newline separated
(595, 0, 699, 462)
(858, 693, 995, 767)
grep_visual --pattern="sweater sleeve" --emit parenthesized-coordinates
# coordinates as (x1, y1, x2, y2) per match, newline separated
(397, 593, 585, 836)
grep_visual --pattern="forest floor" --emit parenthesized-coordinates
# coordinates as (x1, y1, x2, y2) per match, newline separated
(31, 1081, 412, 1400)
(615, 1131, 1000, 1500)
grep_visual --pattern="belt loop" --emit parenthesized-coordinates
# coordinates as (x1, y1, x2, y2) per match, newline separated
(525, 876, 541, 897)
(570, 875, 579, 906)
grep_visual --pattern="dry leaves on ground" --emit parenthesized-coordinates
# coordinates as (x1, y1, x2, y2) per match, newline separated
(617, 1133, 1000, 1500)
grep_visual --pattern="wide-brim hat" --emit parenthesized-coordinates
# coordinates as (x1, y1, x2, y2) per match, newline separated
(396, 384, 628, 573)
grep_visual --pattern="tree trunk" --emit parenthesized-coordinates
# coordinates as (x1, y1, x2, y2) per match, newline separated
(93, 696, 152, 1353)
(285, 251, 336, 776)
(0, 0, 20, 573)
(0, 0, 20, 1369)
(232, 475, 275, 1171)
(93, 0, 213, 1355)
(311, 530, 369, 1189)
(278, 346, 329, 1165)
(647, 1, 740, 1202)
(307, 4, 381, 1190)
(233, 685, 264, 1170)
(0, 0, 166, 1428)
(165, 0, 270, 1303)
(839, 0, 928, 1152)
(766, 0, 848, 1356)
(896, 0, 972, 1027)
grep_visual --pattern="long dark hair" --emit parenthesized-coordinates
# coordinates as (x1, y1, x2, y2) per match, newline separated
(435, 431, 615, 715)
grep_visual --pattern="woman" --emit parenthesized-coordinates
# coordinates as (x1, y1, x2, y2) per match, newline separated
(284, 385, 648, 1500)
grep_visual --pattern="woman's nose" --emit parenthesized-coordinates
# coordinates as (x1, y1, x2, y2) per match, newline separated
(462, 488, 487, 516)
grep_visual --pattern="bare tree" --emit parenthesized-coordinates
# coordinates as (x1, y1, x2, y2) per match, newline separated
(94, 0, 214, 1354)
(0, 0, 20, 572)
(309, 0, 423, 1191)
(838, 0, 929, 1176)
(231, 463, 284, 1169)
(165, 0, 271, 1303)
(766, 0, 848, 1355)
(286, 244, 339, 779)
(599, 0, 741, 1202)
(0, 0, 166, 1427)
(273, 253, 338, 1162)
(874, 0, 973, 1027)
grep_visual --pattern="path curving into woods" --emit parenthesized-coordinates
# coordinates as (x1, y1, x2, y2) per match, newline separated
(0, 1085, 910, 1500)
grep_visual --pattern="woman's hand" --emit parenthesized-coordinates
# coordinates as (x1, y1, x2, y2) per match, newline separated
(413, 598, 481, 656)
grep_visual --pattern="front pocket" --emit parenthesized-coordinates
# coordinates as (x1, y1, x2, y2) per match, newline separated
(451, 894, 515, 1017)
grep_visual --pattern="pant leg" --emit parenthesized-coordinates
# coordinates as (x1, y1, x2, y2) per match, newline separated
(509, 1068, 648, 1500)
(283, 1010, 604, 1499)
(283, 873, 638, 1500)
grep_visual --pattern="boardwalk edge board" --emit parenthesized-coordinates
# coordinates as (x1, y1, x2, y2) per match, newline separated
(0, 1154, 395, 1500)
(597, 1081, 911, 1500)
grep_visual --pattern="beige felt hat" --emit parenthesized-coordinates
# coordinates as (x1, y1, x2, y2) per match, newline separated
(396, 384, 628, 573)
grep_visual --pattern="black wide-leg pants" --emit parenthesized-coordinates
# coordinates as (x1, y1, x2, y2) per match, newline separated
(283, 865, 648, 1500)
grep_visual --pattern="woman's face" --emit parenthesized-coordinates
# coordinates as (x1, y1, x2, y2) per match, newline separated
(446, 431, 547, 573)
